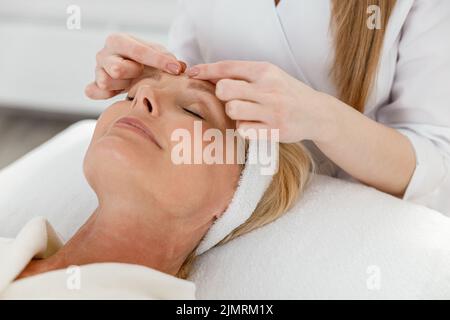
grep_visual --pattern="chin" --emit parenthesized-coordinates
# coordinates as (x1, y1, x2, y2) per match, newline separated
(83, 135, 147, 188)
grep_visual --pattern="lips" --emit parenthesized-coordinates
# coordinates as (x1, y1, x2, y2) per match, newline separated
(114, 117, 162, 149)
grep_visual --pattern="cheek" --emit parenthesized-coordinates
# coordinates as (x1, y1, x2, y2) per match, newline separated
(83, 129, 167, 197)
(156, 163, 240, 218)
(165, 165, 213, 201)
(158, 119, 241, 214)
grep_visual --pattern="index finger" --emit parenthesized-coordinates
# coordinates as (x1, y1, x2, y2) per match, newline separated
(106, 34, 181, 74)
(187, 60, 265, 82)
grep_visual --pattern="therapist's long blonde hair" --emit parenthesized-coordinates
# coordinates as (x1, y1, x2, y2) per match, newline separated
(331, 0, 397, 112)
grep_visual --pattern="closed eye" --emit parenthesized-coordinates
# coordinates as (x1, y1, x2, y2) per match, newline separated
(126, 96, 134, 101)
(182, 107, 204, 120)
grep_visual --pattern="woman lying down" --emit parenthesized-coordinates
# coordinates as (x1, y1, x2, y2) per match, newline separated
(0, 68, 313, 299)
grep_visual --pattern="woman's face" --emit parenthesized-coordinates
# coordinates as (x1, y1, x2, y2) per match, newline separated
(84, 68, 241, 222)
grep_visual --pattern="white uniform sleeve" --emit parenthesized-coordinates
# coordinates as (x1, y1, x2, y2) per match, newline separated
(167, 0, 204, 66)
(376, 0, 450, 214)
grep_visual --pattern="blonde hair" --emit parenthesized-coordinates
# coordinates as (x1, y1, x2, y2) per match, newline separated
(177, 142, 314, 279)
(330, 0, 396, 112)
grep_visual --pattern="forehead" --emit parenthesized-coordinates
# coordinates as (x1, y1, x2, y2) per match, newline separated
(129, 68, 216, 96)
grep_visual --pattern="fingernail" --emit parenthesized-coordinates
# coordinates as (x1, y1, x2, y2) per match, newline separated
(166, 63, 181, 75)
(186, 67, 200, 77)
(178, 60, 187, 73)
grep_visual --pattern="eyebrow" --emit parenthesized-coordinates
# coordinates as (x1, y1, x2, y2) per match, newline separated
(186, 81, 216, 98)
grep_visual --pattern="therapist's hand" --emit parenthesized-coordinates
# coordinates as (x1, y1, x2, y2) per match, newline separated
(85, 33, 186, 100)
(186, 61, 336, 143)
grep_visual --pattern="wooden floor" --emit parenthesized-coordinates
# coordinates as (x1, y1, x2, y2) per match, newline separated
(0, 111, 77, 169)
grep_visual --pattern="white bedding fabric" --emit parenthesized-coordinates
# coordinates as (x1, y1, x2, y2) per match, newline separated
(0, 120, 449, 299)
(0, 217, 195, 300)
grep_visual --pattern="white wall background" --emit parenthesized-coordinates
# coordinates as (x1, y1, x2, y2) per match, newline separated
(0, 0, 178, 117)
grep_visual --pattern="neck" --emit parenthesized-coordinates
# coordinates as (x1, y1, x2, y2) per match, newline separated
(20, 202, 211, 279)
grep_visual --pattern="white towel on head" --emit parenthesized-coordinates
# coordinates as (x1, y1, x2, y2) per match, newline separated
(195, 140, 277, 255)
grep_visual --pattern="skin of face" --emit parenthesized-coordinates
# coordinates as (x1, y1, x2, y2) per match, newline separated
(83, 68, 242, 232)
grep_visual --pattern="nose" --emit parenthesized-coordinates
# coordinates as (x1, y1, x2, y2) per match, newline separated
(132, 85, 159, 117)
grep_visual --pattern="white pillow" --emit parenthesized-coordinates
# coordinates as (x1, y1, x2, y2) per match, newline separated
(0, 120, 449, 299)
